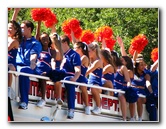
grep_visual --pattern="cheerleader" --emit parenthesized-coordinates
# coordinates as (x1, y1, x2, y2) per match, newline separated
(73, 42, 91, 115)
(111, 51, 131, 121)
(86, 42, 103, 115)
(8, 13, 22, 99)
(132, 58, 153, 121)
(100, 49, 115, 96)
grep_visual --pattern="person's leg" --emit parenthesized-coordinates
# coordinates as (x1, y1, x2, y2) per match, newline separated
(129, 103, 136, 120)
(17, 66, 34, 105)
(118, 94, 127, 121)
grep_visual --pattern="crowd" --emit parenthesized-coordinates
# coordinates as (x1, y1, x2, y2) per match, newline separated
(8, 8, 158, 121)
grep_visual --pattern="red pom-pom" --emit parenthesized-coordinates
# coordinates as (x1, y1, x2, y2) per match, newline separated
(62, 18, 82, 39)
(128, 45, 135, 56)
(151, 48, 158, 62)
(105, 37, 116, 51)
(44, 12, 58, 28)
(95, 26, 114, 42)
(73, 27, 82, 39)
(31, 8, 52, 21)
(8, 8, 11, 11)
(129, 34, 148, 55)
(80, 30, 94, 44)
(62, 19, 71, 35)
(68, 18, 80, 32)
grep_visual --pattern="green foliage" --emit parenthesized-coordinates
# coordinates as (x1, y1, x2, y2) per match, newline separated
(8, 8, 158, 64)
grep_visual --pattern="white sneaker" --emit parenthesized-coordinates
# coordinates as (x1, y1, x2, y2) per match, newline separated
(138, 117, 142, 121)
(67, 109, 74, 119)
(130, 117, 135, 121)
(8, 87, 15, 100)
(85, 106, 91, 115)
(36, 99, 46, 108)
(92, 107, 101, 115)
(56, 98, 63, 105)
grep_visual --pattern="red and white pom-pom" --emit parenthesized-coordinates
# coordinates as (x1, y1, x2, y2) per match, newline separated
(80, 30, 94, 44)
(151, 48, 158, 62)
(31, 8, 52, 21)
(44, 11, 58, 28)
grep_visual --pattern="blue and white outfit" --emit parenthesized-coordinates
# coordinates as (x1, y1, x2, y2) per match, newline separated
(88, 65, 102, 86)
(8, 48, 18, 67)
(113, 67, 125, 97)
(16, 36, 42, 105)
(35, 49, 52, 75)
(77, 65, 88, 84)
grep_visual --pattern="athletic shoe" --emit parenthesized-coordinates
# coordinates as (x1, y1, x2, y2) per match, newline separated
(130, 117, 135, 121)
(138, 117, 142, 121)
(92, 107, 101, 115)
(56, 98, 63, 105)
(18, 102, 28, 110)
(85, 106, 91, 115)
(36, 99, 46, 108)
(8, 87, 15, 100)
(67, 109, 74, 119)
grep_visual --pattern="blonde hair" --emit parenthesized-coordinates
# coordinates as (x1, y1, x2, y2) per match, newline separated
(88, 42, 101, 59)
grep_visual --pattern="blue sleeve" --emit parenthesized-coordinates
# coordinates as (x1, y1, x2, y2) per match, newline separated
(72, 53, 81, 66)
(30, 41, 42, 57)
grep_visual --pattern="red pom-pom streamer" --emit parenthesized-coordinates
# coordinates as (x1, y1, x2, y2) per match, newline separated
(80, 30, 94, 44)
(94, 26, 113, 42)
(105, 37, 116, 51)
(129, 34, 148, 55)
(31, 8, 52, 21)
(44, 12, 58, 28)
(151, 48, 158, 62)
(61, 18, 82, 40)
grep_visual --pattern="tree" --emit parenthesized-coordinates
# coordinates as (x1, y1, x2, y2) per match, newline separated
(8, 8, 158, 64)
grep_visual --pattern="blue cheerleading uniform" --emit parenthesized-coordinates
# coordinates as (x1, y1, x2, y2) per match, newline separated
(102, 72, 114, 85)
(77, 65, 88, 83)
(150, 70, 158, 97)
(88, 67, 102, 86)
(55, 60, 61, 70)
(8, 48, 18, 67)
(131, 73, 147, 96)
(35, 49, 52, 75)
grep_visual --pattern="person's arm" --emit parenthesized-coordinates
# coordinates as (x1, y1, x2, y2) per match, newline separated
(86, 60, 102, 77)
(50, 49, 56, 70)
(121, 65, 131, 86)
(30, 54, 37, 70)
(8, 40, 19, 51)
(50, 24, 56, 34)
(102, 65, 114, 75)
(116, 36, 127, 56)
(145, 74, 153, 93)
(11, 8, 20, 21)
(35, 21, 41, 41)
(71, 31, 78, 45)
(132, 50, 138, 66)
(70, 66, 81, 82)
(101, 38, 107, 49)
(150, 59, 158, 72)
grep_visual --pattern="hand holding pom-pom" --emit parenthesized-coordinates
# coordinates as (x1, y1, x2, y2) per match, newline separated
(151, 48, 158, 62)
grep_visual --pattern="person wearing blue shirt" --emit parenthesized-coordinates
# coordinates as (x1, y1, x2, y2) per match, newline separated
(16, 20, 42, 110)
